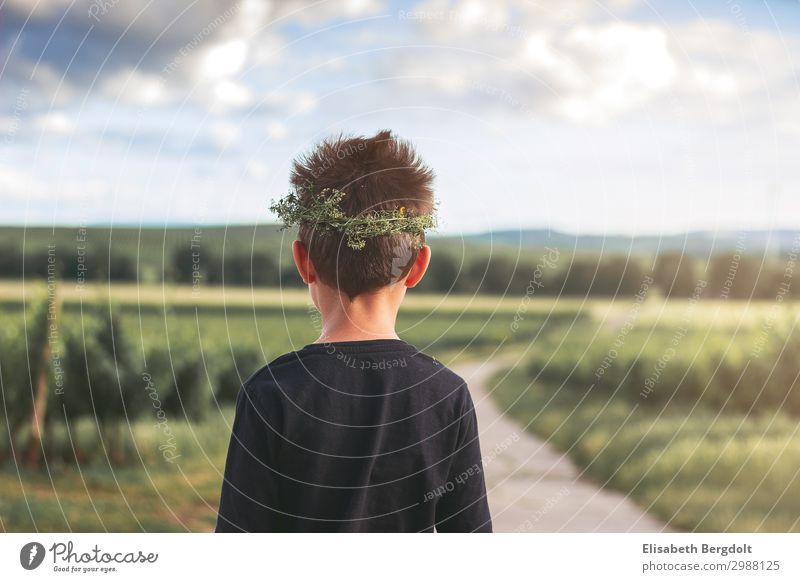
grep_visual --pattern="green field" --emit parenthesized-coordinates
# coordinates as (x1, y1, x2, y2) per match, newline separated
(1, 279, 798, 532)
(491, 299, 800, 532)
(0, 280, 581, 532)
(0, 411, 233, 532)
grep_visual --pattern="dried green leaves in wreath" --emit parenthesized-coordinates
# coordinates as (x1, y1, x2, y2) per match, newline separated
(269, 188, 436, 250)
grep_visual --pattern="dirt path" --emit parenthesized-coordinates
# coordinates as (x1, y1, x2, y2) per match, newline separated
(454, 359, 673, 533)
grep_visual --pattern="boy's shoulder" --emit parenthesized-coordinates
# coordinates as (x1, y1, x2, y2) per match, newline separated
(243, 342, 470, 399)
(240, 350, 303, 394)
(405, 350, 468, 389)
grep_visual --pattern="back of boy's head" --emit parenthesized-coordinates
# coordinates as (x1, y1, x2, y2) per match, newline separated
(290, 130, 435, 298)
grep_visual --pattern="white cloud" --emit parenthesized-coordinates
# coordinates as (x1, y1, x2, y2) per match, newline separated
(0, 164, 47, 199)
(102, 69, 172, 106)
(199, 40, 249, 80)
(273, 0, 386, 24)
(5, 0, 380, 117)
(210, 121, 242, 149)
(640, 20, 800, 134)
(33, 112, 75, 135)
(265, 120, 289, 140)
(3, 0, 73, 18)
(540, 23, 677, 124)
(390, 1, 677, 124)
(0, 116, 21, 135)
(27, 63, 75, 107)
(290, 92, 318, 115)
(251, 34, 288, 66)
(392, 0, 800, 129)
(257, 89, 319, 116)
(207, 79, 254, 113)
(247, 160, 268, 179)
(0, 163, 118, 204)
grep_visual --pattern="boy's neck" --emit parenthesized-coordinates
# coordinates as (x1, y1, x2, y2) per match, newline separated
(312, 284, 404, 343)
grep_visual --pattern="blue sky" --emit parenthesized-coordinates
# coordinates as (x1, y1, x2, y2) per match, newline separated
(1, 0, 799, 235)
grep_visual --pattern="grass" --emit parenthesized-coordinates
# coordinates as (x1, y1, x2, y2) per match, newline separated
(491, 354, 800, 532)
(2, 278, 798, 532)
(0, 407, 233, 532)
(0, 281, 584, 532)
(0, 281, 584, 364)
(0, 279, 589, 312)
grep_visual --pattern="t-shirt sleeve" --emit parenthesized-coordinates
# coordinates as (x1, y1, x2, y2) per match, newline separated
(435, 387, 493, 533)
(215, 382, 284, 532)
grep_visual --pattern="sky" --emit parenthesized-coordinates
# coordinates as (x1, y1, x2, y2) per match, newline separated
(0, 0, 799, 236)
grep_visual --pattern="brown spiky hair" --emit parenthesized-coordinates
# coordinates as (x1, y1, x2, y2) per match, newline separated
(289, 130, 435, 298)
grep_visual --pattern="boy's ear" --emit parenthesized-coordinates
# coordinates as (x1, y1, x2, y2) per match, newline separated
(404, 245, 431, 289)
(292, 240, 317, 284)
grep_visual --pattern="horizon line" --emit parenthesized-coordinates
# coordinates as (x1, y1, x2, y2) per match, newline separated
(0, 223, 797, 239)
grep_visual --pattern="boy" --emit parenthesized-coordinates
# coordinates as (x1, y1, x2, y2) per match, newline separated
(215, 130, 492, 532)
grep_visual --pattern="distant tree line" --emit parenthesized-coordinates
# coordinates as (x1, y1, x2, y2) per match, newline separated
(2, 244, 798, 299)
(0, 245, 294, 286)
(415, 250, 799, 300)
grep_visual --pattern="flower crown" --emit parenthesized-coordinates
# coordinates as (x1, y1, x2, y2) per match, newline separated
(269, 188, 436, 250)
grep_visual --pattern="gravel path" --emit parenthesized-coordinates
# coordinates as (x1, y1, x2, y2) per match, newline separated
(454, 359, 674, 533)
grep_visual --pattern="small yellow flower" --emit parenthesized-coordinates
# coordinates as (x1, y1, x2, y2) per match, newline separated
(399, 206, 406, 215)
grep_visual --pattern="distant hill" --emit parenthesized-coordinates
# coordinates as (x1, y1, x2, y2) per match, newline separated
(448, 228, 796, 257)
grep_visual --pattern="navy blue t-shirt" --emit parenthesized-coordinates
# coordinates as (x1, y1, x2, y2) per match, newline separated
(215, 339, 492, 532)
